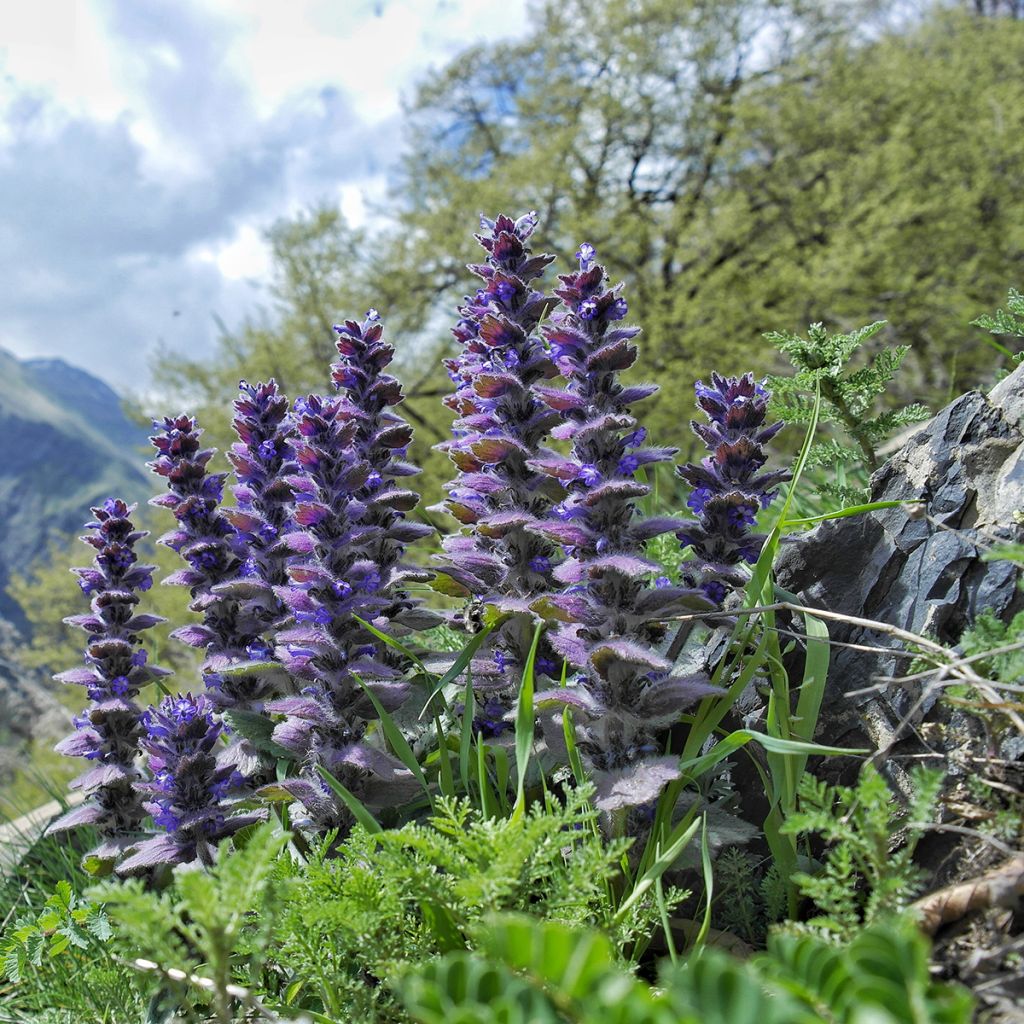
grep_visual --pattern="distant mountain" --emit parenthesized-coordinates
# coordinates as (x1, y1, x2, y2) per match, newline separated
(0, 347, 151, 626)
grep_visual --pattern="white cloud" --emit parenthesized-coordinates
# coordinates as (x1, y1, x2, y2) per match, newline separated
(0, 0, 531, 390)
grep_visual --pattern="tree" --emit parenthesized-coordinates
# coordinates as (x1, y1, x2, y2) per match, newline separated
(151, 1, 1024, 503)
(389, 0, 1024, 454)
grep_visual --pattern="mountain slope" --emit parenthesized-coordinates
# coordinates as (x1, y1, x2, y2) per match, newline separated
(0, 347, 151, 626)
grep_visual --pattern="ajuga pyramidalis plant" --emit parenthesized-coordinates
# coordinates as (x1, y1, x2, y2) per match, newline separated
(264, 312, 434, 830)
(46, 499, 170, 859)
(528, 244, 718, 816)
(676, 374, 790, 603)
(433, 212, 564, 695)
(149, 415, 287, 715)
(118, 693, 264, 873)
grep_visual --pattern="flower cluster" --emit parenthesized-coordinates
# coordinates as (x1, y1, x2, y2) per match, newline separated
(434, 214, 564, 665)
(46, 210, 793, 859)
(118, 694, 262, 873)
(46, 499, 170, 859)
(150, 415, 284, 714)
(676, 374, 790, 603)
(527, 245, 718, 814)
(265, 313, 433, 828)
(226, 379, 298, 595)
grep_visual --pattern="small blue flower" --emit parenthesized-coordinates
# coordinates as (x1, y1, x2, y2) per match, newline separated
(575, 242, 596, 270)
(246, 640, 273, 662)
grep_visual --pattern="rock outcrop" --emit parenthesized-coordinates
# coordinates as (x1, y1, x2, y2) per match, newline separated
(774, 361, 1024, 751)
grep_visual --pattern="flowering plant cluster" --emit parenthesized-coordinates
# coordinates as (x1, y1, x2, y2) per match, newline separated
(46, 499, 169, 860)
(263, 313, 437, 828)
(48, 211, 788, 873)
(676, 373, 789, 603)
(524, 245, 722, 814)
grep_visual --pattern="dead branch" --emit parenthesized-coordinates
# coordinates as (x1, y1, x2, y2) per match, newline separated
(910, 855, 1024, 936)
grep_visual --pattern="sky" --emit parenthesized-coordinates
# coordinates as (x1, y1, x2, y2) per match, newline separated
(0, 0, 529, 393)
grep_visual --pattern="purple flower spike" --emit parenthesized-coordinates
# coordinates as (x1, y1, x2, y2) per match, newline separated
(433, 212, 564, 682)
(227, 379, 298, 594)
(118, 694, 263, 873)
(526, 247, 717, 814)
(676, 373, 790, 600)
(150, 414, 286, 715)
(46, 499, 171, 860)
(262, 312, 436, 831)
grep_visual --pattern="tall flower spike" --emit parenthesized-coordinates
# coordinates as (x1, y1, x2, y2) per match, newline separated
(46, 499, 171, 860)
(149, 415, 285, 714)
(226, 379, 298, 596)
(265, 312, 434, 830)
(118, 694, 263, 873)
(676, 373, 790, 603)
(529, 245, 719, 816)
(433, 212, 564, 692)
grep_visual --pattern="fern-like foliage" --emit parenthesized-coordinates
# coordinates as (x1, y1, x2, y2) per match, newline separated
(780, 763, 943, 940)
(765, 320, 929, 503)
(972, 286, 1024, 371)
(396, 912, 973, 1024)
(88, 823, 287, 1023)
(0, 877, 137, 1021)
(265, 785, 671, 1021)
(959, 607, 1024, 685)
(1, 880, 112, 985)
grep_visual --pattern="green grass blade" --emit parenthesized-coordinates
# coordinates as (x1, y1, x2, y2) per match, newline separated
(678, 729, 863, 783)
(511, 622, 544, 822)
(783, 499, 910, 528)
(433, 712, 457, 800)
(693, 814, 714, 953)
(459, 672, 476, 798)
(475, 739, 497, 819)
(419, 623, 497, 720)
(353, 614, 429, 677)
(315, 765, 382, 835)
(613, 816, 700, 927)
(353, 673, 432, 808)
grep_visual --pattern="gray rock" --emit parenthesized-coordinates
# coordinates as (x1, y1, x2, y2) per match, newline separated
(774, 361, 1024, 750)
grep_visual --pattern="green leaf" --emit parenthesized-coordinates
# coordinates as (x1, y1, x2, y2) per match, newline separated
(511, 621, 544, 822)
(223, 708, 295, 761)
